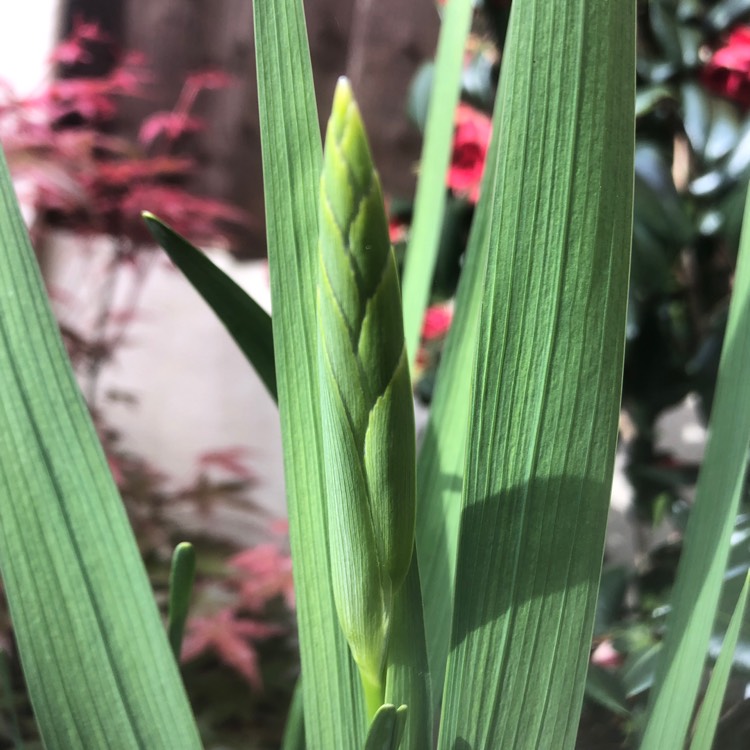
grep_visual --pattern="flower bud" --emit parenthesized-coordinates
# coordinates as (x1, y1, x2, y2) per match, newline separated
(317, 78, 417, 709)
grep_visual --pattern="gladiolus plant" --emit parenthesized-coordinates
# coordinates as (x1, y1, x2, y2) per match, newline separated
(1, 1, 749, 749)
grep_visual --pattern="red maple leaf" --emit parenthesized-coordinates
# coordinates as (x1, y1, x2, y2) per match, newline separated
(181, 608, 283, 690)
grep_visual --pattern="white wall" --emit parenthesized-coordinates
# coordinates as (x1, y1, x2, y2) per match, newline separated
(0, 2, 60, 94)
(0, 3, 287, 543)
(44, 234, 287, 544)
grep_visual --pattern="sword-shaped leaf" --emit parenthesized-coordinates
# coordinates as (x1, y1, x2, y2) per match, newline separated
(438, 0, 635, 745)
(253, 0, 366, 745)
(143, 213, 277, 401)
(400, 0, 475, 364)
(0, 149, 201, 747)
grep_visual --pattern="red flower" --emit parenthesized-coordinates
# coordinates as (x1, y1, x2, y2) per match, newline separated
(421, 304, 453, 341)
(703, 27, 750, 107)
(389, 217, 408, 244)
(447, 104, 492, 203)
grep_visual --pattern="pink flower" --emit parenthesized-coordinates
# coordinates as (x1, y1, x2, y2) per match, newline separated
(591, 640, 623, 669)
(389, 217, 408, 244)
(421, 304, 453, 341)
(447, 104, 492, 202)
(703, 27, 750, 107)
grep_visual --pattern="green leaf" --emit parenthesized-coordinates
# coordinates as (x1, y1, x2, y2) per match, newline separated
(414, 66, 498, 700)
(690, 572, 750, 750)
(0, 149, 201, 746)
(635, 85, 675, 118)
(383, 563, 432, 749)
(622, 642, 662, 698)
(641, 164, 750, 750)
(437, 0, 635, 746)
(400, 0, 475, 365)
(282, 679, 305, 750)
(648, 0, 682, 65)
(252, 0, 365, 745)
(167, 542, 196, 660)
(706, 0, 750, 32)
(593, 566, 629, 637)
(364, 704, 408, 750)
(711, 512, 750, 672)
(406, 63, 434, 132)
(585, 665, 631, 718)
(143, 213, 277, 401)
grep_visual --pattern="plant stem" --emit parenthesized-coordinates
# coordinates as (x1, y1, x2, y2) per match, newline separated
(360, 669, 384, 720)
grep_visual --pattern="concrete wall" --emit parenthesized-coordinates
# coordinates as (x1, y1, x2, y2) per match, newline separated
(0, 1, 60, 95)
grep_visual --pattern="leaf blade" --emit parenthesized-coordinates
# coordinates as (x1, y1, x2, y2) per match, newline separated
(437, 0, 635, 746)
(0, 149, 201, 747)
(401, 0, 475, 364)
(143, 213, 277, 401)
(252, 0, 365, 745)
(690, 572, 750, 750)
(642, 147, 750, 750)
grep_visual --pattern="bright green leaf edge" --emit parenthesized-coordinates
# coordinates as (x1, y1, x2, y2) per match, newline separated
(143, 213, 277, 401)
(690, 571, 750, 750)
(438, 0, 635, 746)
(642, 166, 750, 750)
(0, 150, 201, 747)
(401, 0, 475, 365)
(364, 703, 408, 750)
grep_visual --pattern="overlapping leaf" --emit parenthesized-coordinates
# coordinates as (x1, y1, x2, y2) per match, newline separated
(438, 0, 635, 746)
(400, 0, 475, 363)
(0, 150, 201, 748)
(252, 0, 365, 745)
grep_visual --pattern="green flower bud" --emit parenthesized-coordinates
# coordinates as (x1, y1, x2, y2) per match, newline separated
(317, 78, 417, 712)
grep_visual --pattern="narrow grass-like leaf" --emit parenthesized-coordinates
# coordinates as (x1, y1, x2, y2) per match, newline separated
(414, 59, 498, 699)
(400, 0, 475, 364)
(0, 150, 201, 747)
(253, 0, 365, 745)
(585, 665, 631, 718)
(690, 571, 750, 750)
(167, 542, 196, 660)
(622, 643, 662, 698)
(364, 704, 408, 750)
(642, 180, 750, 749)
(438, 0, 635, 746)
(281, 679, 305, 750)
(143, 213, 277, 401)
(384, 563, 432, 748)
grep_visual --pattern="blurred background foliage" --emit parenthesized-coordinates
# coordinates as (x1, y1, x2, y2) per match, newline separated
(0, 20, 296, 750)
